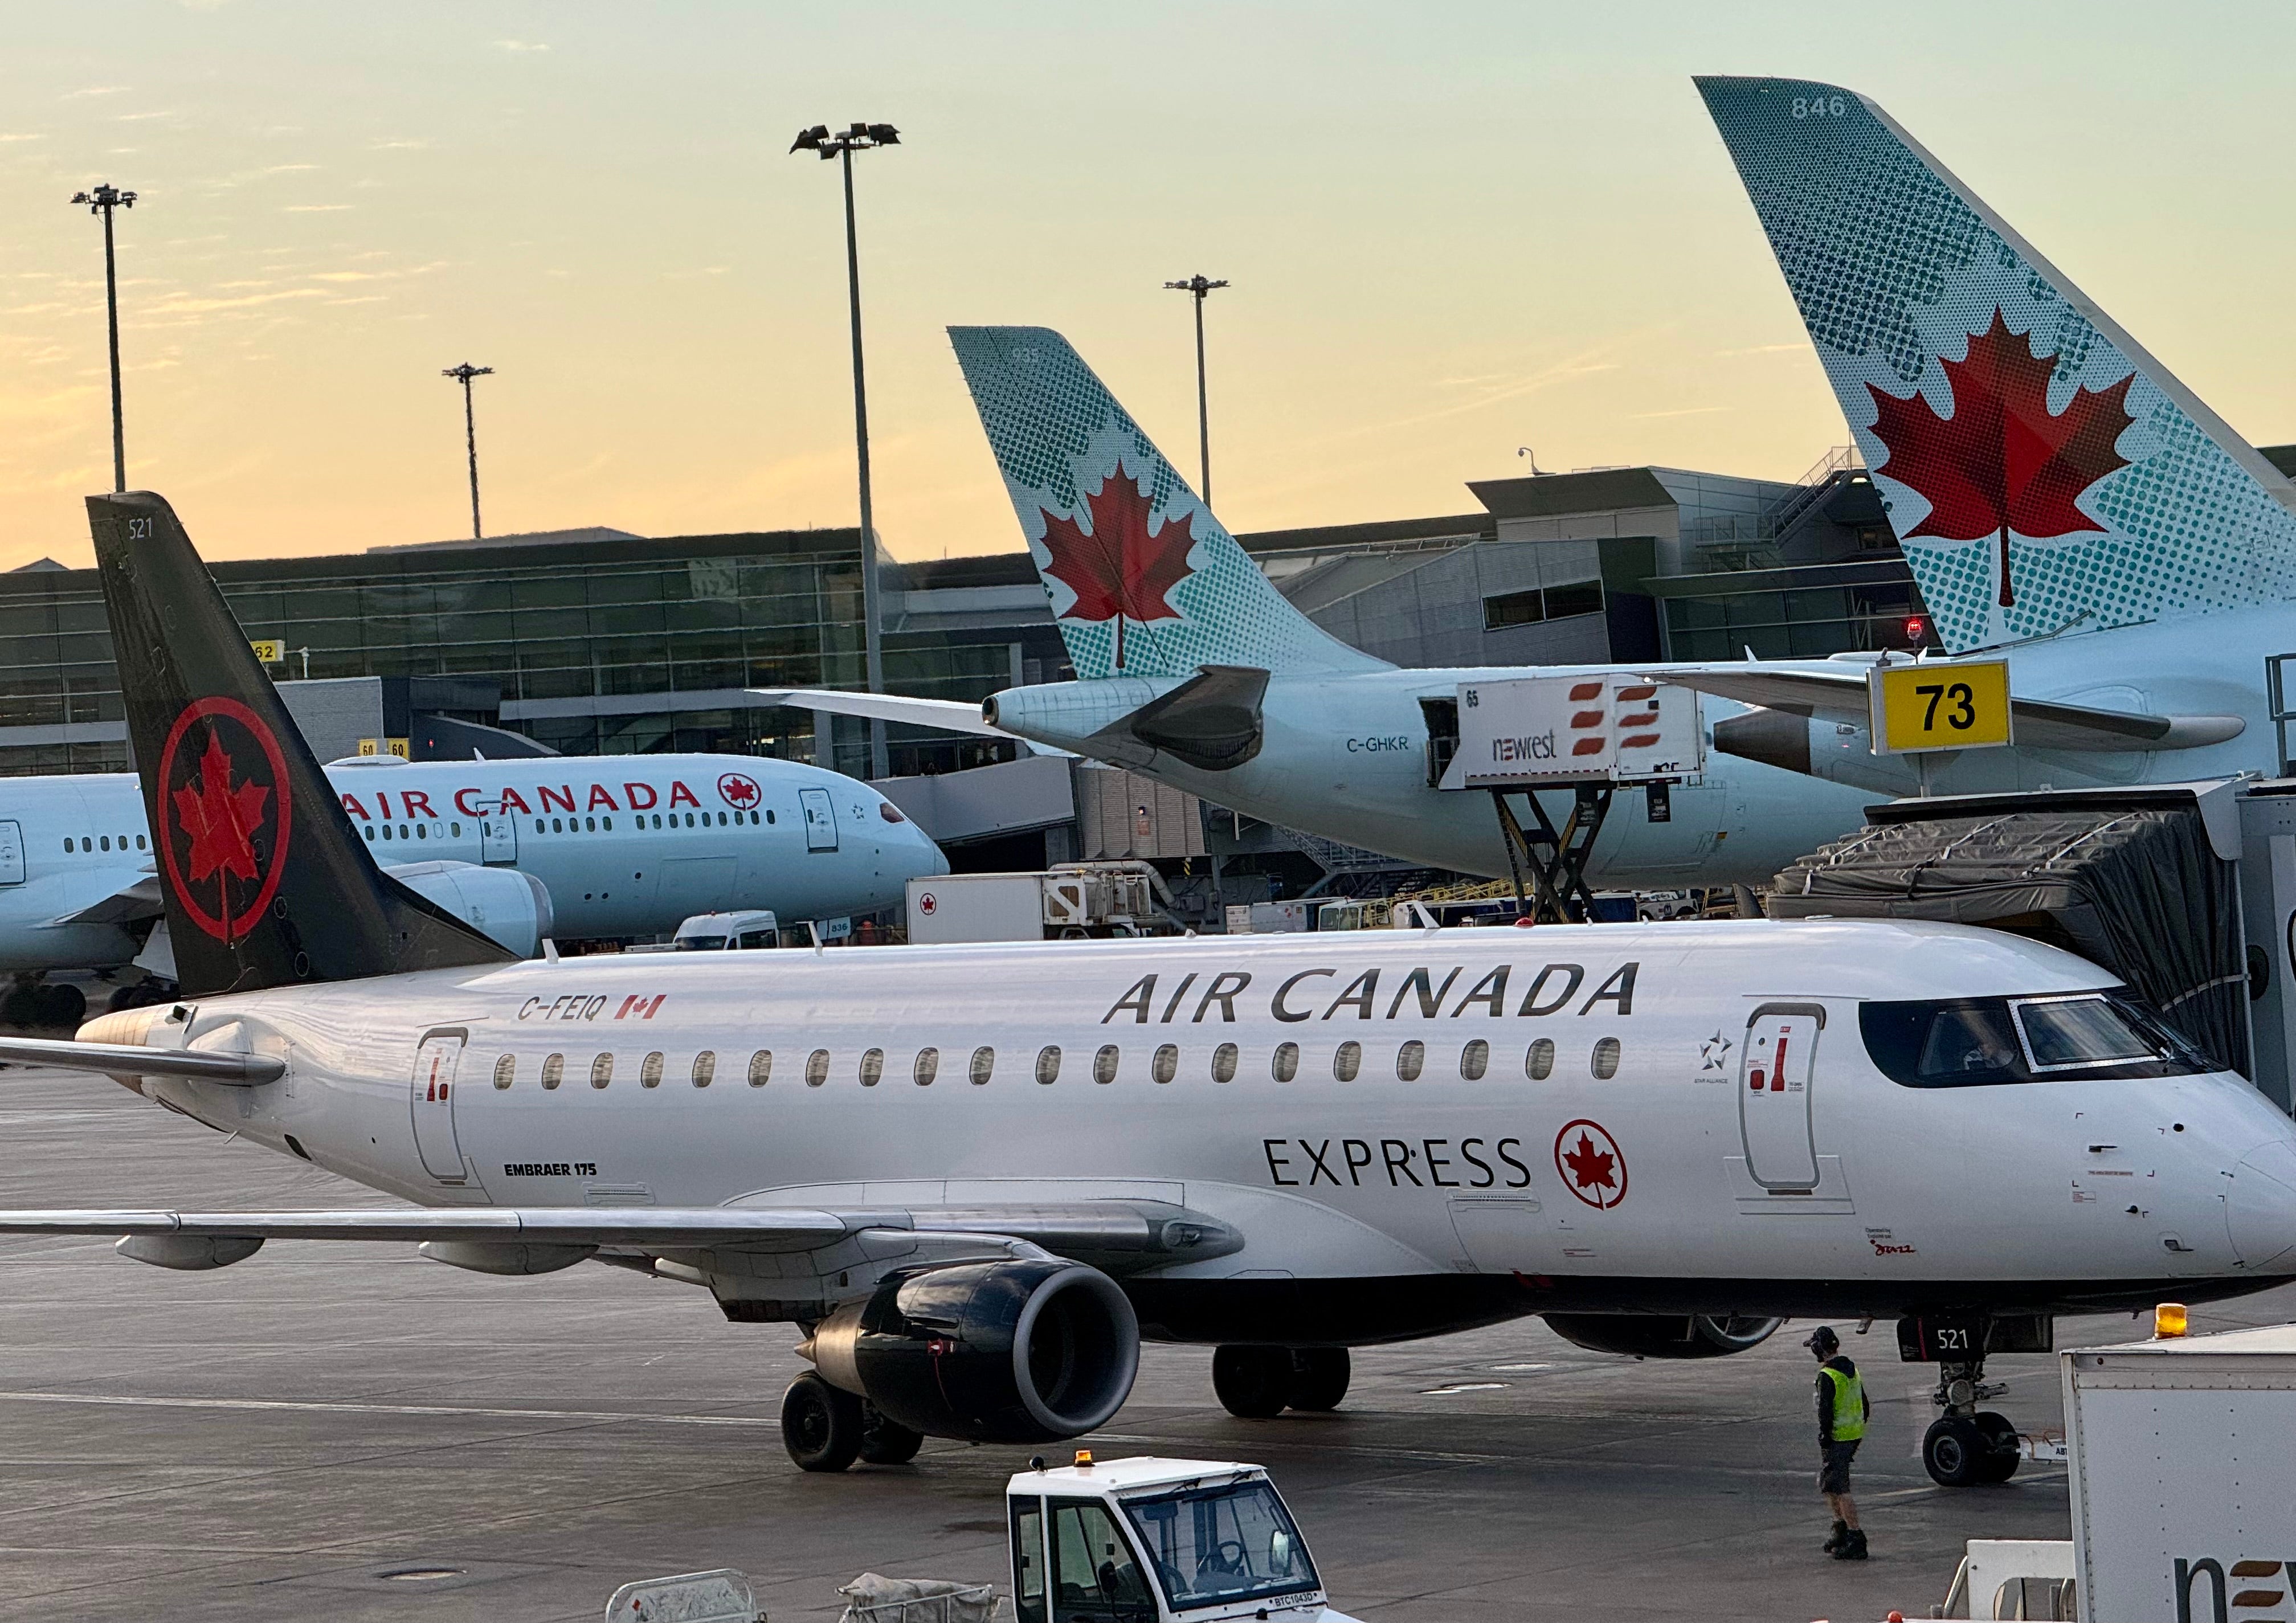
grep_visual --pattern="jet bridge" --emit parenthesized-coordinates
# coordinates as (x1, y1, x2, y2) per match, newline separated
(1425, 674, 1703, 923)
(1766, 778, 2296, 1113)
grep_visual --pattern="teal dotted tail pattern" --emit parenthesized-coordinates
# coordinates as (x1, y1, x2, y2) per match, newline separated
(1697, 75, 2296, 653)
(949, 325, 1386, 681)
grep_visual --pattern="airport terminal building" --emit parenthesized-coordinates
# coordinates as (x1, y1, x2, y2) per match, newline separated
(11, 443, 2290, 888)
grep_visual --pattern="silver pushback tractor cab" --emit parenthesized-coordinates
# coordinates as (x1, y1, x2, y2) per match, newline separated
(1006, 1456, 1358, 1623)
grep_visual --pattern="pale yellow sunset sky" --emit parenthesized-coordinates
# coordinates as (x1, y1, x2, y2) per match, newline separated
(1, 2, 2290, 572)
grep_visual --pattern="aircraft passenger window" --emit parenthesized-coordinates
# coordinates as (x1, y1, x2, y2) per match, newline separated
(640, 1051, 664, 1089)
(914, 1047, 938, 1085)
(1211, 1043, 1238, 1084)
(1591, 1037, 1620, 1080)
(655, 815, 664, 828)
(136, 834, 145, 849)
(1093, 1044, 1118, 1084)
(1330, 1041, 1363, 1082)
(381, 824, 391, 840)
(492, 1054, 514, 1090)
(692, 1050, 716, 1088)
(553, 818, 563, 833)
(747, 1049, 772, 1086)
(451, 822, 461, 837)
(401, 825, 410, 840)
(970, 1046, 995, 1085)
(62, 839, 71, 853)
(1396, 1040, 1425, 1082)
(602, 816, 612, 830)
(541, 1053, 565, 1090)
(687, 813, 697, 827)
(415, 824, 426, 839)
(860, 1048, 884, 1087)
(590, 1053, 614, 1089)
(585, 817, 595, 832)
(1272, 1042, 1299, 1083)
(100, 836, 109, 851)
(1461, 1039, 1490, 1081)
(1526, 1039, 1555, 1080)
(1035, 1045, 1062, 1085)
(1151, 1044, 1177, 1084)
(805, 1048, 830, 1087)
(535, 819, 544, 832)
(766, 810, 776, 824)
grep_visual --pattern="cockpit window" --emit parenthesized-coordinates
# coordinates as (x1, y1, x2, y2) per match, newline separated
(1120, 1478, 1317, 1613)
(1861, 990, 2210, 1088)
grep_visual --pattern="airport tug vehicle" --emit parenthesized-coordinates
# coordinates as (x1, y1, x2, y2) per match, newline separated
(1005, 1454, 1357, 1623)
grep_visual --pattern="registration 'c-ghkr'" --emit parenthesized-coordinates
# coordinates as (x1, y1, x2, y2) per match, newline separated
(6, 490, 2295, 1486)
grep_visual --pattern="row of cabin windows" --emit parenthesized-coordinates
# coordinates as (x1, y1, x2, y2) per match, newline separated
(64, 834, 146, 853)
(532, 809, 770, 835)
(364, 821, 464, 843)
(487, 1036, 1623, 1092)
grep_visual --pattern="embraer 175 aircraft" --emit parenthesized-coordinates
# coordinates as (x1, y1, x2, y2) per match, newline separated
(1, 751, 946, 992)
(7, 490, 2295, 1487)
(1646, 77, 2295, 794)
(768, 325, 1876, 893)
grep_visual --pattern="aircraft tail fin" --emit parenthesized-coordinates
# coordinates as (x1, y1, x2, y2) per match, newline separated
(949, 325, 1388, 681)
(1697, 75, 2296, 652)
(87, 491, 517, 997)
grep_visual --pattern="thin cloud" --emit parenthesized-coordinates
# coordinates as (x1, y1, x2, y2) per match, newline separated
(370, 138, 428, 150)
(1632, 406, 1727, 419)
(493, 39, 550, 52)
(64, 86, 129, 99)
(0, 133, 47, 143)
(1711, 342, 1805, 358)
(282, 203, 352, 212)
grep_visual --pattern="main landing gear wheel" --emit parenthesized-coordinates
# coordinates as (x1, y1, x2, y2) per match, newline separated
(858, 1401, 924, 1466)
(1973, 1411, 2021, 1482)
(1922, 1416, 1988, 1487)
(1212, 1346, 1292, 1418)
(782, 1371, 864, 1472)
(1212, 1346, 1353, 1417)
(1286, 1348, 1351, 1412)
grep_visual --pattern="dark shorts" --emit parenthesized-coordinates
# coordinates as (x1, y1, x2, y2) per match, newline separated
(1819, 1440, 1859, 1494)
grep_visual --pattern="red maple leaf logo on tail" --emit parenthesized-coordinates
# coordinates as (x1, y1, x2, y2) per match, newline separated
(1865, 309, 2135, 609)
(1035, 460, 1196, 670)
(173, 733, 269, 884)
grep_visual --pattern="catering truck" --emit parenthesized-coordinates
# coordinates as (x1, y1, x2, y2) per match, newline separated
(2064, 1321, 2296, 1623)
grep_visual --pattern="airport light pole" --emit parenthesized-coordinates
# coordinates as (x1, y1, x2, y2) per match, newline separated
(792, 120, 900, 780)
(1163, 274, 1227, 505)
(70, 183, 137, 493)
(441, 363, 493, 541)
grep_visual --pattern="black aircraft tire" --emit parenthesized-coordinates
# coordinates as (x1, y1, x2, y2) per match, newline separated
(38, 983, 85, 1027)
(857, 1402, 925, 1466)
(781, 1372, 864, 1472)
(1212, 1346, 1292, 1419)
(1922, 1416, 1987, 1487)
(0, 986, 40, 1028)
(1974, 1411, 2021, 1483)
(1286, 1348, 1351, 1412)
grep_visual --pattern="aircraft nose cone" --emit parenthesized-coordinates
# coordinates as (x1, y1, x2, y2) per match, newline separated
(2226, 1138, 2296, 1273)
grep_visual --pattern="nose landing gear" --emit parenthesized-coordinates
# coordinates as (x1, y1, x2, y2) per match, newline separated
(1901, 1314, 2050, 1487)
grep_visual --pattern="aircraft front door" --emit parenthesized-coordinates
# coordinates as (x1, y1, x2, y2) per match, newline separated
(1738, 1003, 1823, 1189)
(479, 810, 517, 865)
(0, 819, 22, 885)
(799, 787, 838, 852)
(410, 1028, 469, 1183)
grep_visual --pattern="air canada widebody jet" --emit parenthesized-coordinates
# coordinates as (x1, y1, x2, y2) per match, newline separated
(7, 490, 2296, 1487)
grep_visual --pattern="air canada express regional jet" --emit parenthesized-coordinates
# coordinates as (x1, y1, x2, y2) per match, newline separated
(0, 750, 947, 980)
(9, 489, 2296, 1487)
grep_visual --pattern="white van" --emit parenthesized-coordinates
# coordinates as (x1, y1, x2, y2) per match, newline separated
(670, 910, 781, 951)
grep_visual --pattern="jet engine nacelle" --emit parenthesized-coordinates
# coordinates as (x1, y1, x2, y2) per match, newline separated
(1543, 1313, 1783, 1359)
(806, 1258, 1139, 1443)
(382, 861, 555, 958)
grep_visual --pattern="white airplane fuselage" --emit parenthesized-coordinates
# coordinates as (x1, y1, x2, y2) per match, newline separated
(95, 918, 2296, 1336)
(0, 754, 947, 974)
(988, 668, 1876, 890)
(1741, 608, 2294, 796)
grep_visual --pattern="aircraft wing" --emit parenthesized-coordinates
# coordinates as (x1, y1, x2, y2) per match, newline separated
(750, 688, 1076, 758)
(0, 1200, 1242, 1266)
(45, 872, 161, 928)
(0, 1035, 283, 1085)
(1651, 664, 2245, 753)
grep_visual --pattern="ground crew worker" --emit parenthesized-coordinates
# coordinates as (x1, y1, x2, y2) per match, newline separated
(1808, 1324, 1869, 1560)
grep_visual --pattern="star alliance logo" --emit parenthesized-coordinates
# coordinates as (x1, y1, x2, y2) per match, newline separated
(1698, 1029, 1734, 1072)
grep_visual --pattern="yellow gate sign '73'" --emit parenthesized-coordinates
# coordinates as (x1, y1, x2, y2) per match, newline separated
(1867, 658, 2013, 755)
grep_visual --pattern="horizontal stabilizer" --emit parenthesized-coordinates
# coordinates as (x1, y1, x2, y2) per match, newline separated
(47, 873, 162, 928)
(750, 688, 1076, 758)
(0, 1036, 283, 1085)
(1652, 664, 2244, 753)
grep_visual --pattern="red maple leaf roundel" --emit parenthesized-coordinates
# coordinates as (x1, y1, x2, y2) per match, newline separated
(155, 696, 292, 943)
(174, 734, 270, 885)
(1865, 309, 2135, 609)
(1035, 460, 1196, 670)
(1554, 1118, 1627, 1210)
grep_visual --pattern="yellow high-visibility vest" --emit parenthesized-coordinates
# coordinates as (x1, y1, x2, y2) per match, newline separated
(1821, 1365, 1866, 1442)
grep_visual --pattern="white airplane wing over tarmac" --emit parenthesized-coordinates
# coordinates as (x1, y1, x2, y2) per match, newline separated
(750, 688, 1076, 757)
(1650, 663, 2246, 754)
